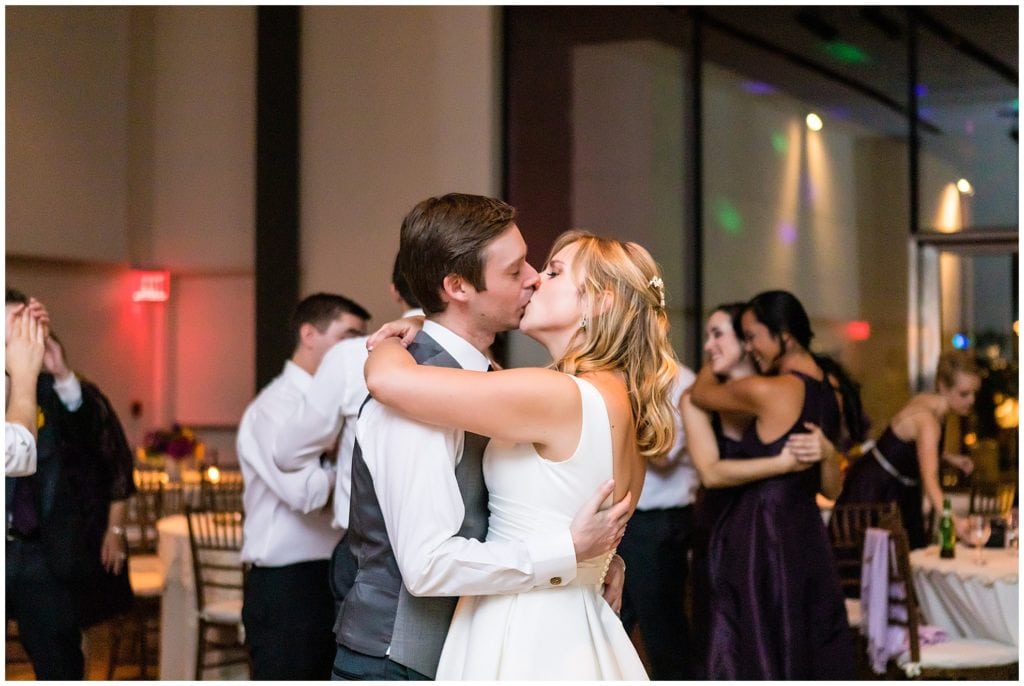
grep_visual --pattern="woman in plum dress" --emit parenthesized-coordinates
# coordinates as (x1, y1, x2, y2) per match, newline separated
(690, 290, 854, 680)
(681, 301, 833, 677)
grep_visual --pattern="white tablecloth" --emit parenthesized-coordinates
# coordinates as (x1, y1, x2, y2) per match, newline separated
(909, 544, 1019, 648)
(156, 514, 247, 680)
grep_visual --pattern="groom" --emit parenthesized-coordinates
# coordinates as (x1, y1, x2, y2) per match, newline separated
(331, 194, 631, 680)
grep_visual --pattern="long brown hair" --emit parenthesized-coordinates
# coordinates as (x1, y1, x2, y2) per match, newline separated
(547, 230, 678, 458)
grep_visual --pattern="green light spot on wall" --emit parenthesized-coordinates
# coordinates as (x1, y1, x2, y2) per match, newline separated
(771, 132, 788, 155)
(715, 199, 743, 235)
(822, 41, 870, 65)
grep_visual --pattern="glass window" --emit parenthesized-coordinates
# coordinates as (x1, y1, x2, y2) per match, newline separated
(916, 11, 1018, 233)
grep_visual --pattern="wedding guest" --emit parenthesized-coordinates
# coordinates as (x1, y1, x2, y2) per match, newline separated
(273, 255, 421, 618)
(5, 289, 135, 679)
(836, 350, 981, 550)
(690, 290, 854, 680)
(618, 363, 697, 680)
(681, 302, 830, 676)
(238, 292, 370, 679)
(5, 299, 47, 476)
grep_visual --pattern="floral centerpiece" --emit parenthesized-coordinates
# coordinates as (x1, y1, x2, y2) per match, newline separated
(137, 423, 205, 480)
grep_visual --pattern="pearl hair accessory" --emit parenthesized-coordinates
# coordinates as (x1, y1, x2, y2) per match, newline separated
(649, 276, 666, 308)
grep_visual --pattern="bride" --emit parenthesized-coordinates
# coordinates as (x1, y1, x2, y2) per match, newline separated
(364, 229, 678, 679)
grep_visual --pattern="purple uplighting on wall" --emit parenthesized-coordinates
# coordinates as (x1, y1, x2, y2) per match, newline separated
(915, 83, 928, 98)
(777, 221, 798, 244)
(742, 80, 777, 95)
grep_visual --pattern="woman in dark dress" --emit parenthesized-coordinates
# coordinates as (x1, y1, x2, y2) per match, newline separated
(836, 350, 981, 549)
(680, 302, 831, 678)
(690, 291, 854, 680)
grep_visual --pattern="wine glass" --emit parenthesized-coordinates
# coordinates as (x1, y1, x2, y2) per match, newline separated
(1006, 508, 1019, 550)
(966, 514, 992, 565)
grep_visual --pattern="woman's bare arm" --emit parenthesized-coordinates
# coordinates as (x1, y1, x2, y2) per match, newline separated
(365, 338, 580, 449)
(680, 392, 813, 489)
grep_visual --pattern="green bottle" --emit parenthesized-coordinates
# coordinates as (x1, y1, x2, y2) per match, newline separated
(939, 497, 956, 559)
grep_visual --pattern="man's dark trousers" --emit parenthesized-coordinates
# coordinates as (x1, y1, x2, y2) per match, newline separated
(619, 505, 694, 680)
(243, 559, 335, 679)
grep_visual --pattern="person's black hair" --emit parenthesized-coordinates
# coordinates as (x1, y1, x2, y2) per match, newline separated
(815, 354, 869, 447)
(746, 289, 867, 445)
(289, 293, 371, 348)
(5, 287, 29, 305)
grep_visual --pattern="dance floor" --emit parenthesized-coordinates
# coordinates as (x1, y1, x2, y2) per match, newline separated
(4, 620, 148, 681)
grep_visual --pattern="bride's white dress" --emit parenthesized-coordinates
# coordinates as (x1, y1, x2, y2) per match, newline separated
(435, 376, 649, 680)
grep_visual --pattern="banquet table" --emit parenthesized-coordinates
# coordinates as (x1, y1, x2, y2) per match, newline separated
(156, 514, 248, 680)
(909, 544, 1019, 648)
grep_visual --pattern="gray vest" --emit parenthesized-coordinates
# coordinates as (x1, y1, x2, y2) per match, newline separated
(336, 331, 489, 678)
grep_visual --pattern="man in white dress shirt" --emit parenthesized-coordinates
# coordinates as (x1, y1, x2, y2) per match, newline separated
(237, 292, 370, 680)
(5, 298, 47, 476)
(618, 363, 698, 679)
(332, 193, 630, 680)
(273, 256, 421, 616)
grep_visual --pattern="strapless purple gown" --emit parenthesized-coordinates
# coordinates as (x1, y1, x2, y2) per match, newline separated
(706, 372, 855, 680)
(835, 426, 930, 550)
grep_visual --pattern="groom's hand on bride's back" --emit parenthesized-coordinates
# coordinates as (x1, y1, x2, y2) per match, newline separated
(570, 479, 631, 562)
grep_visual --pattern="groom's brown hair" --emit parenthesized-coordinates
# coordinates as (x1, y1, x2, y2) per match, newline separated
(399, 193, 516, 315)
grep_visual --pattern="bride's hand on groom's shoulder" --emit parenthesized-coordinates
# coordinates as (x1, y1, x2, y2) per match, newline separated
(366, 315, 425, 351)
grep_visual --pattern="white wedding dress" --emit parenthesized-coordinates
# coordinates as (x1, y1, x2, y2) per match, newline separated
(435, 376, 649, 680)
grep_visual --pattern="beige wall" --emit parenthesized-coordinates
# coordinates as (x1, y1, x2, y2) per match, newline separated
(571, 40, 688, 357)
(6, 6, 131, 262)
(300, 6, 501, 321)
(5, 6, 501, 462)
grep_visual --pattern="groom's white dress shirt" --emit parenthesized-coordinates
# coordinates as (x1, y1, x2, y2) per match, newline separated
(274, 309, 422, 531)
(355, 320, 578, 597)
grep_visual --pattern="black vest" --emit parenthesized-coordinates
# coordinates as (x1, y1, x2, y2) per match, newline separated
(336, 331, 489, 678)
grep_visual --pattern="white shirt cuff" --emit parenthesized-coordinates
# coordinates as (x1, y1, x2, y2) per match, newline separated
(52, 372, 83, 412)
(526, 529, 578, 588)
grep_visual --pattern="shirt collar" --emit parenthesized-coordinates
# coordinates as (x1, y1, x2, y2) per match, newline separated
(402, 308, 425, 318)
(282, 359, 313, 392)
(422, 320, 491, 372)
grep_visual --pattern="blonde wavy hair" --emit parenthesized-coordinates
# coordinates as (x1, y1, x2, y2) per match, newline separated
(547, 230, 679, 459)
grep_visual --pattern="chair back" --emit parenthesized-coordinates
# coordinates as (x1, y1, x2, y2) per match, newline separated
(200, 470, 245, 513)
(184, 507, 245, 615)
(829, 501, 901, 597)
(160, 481, 186, 517)
(875, 510, 922, 663)
(126, 471, 165, 554)
(969, 481, 1016, 517)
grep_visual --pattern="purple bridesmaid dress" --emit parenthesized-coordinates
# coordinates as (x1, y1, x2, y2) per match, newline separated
(706, 371, 855, 680)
